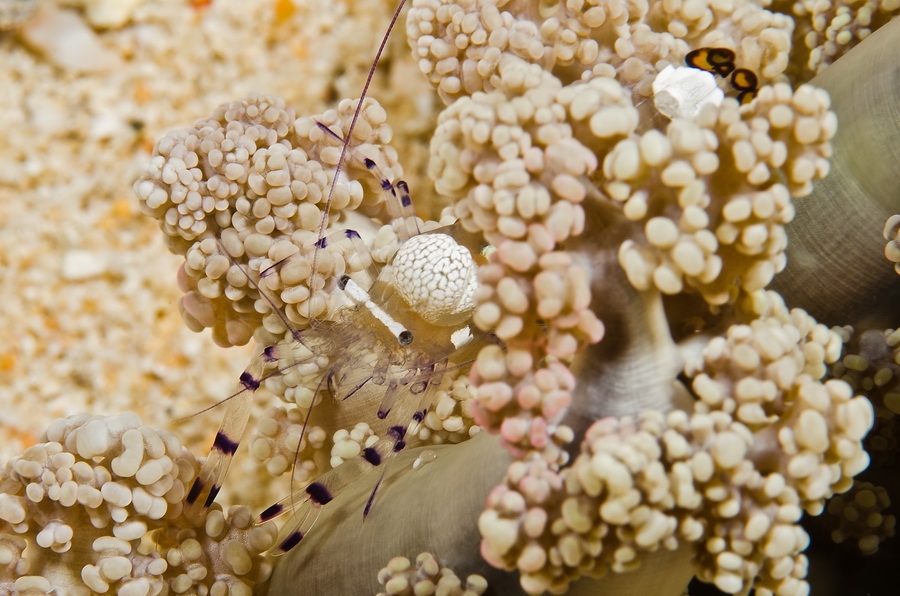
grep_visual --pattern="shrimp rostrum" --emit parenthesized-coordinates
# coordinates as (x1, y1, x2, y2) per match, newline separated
(135, 81, 488, 550)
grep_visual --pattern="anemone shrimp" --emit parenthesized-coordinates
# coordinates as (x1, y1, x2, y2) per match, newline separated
(133, 0, 495, 553)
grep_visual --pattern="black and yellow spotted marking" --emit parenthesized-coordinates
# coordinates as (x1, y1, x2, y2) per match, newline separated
(685, 47, 759, 105)
(730, 68, 759, 105)
(686, 47, 736, 78)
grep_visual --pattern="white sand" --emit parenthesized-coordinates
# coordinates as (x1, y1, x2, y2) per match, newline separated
(0, 0, 436, 508)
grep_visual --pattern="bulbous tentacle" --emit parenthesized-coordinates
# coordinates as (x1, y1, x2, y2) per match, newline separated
(263, 431, 695, 595)
(262, 17, 900, 596)
(772, 17, 900, 328)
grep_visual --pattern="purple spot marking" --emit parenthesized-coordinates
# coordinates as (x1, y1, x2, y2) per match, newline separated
(186, 479, 203, 505)
(398, 181, 412, 207)
(363, 479, 383, 519)
(259, 502, 284, 521)
(279, 531, 304, 552)
(306, 481, 333, 505)
(205, 485, 221, 508)
(213, 431, 239, 455)
(240, 371, 261, 392)
(363, 447, 382, 466)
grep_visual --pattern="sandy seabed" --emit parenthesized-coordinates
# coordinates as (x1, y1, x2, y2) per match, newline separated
(0, 0, 434, 510)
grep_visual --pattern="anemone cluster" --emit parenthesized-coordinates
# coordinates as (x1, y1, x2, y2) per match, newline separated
(0, 413, 274, 595)
(375, 552, 488, 596)
(2, 0, 899, 595)
(134, 93, 402, 347)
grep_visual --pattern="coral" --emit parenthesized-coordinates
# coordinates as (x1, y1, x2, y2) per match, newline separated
(153, 3, 898, 596)
(686, 294, 870, 509)
(830, 326, 900, 466)
(3, 1, 900, 596)
(418, 0, 836, 464)
(826, 481, 896, 555)
(406, 0, 796, 103)
(613, 82, 834, 303)
(479, 293, 873, 595)
(0, 413, 274, 593)
(375, 552, 488, 596)
(775, 0, 900, 79)
(135, 93, 404, 347)
(882, 214, 900, 275)
(824, 311, 900, 561)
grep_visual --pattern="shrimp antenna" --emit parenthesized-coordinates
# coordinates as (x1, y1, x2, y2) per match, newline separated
(310, 0, 408, 309)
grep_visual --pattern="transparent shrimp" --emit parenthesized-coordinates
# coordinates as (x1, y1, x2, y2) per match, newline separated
(183, 143, 486, 516)
(251, 114, 494, 547)
(182, 0, 490, 549)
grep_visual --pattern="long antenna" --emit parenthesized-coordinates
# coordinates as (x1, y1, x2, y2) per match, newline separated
(310, 0, 408, 318)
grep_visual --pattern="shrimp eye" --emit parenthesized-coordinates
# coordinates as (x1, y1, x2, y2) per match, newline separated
(730, 68, 758, 92)
(731, 68, 759, 105)
(686, 47, 736, 77)
(398, 330, 413, 346)
(338, 274, 351, 290)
